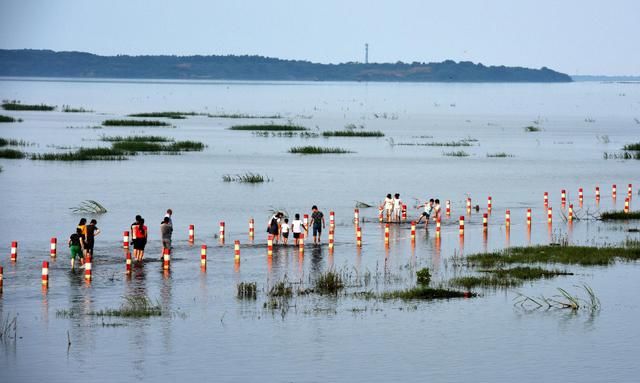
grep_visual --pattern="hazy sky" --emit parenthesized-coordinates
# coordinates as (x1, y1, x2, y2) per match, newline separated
(1, 0, 638, 75)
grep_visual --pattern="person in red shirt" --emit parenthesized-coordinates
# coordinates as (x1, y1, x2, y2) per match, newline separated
(133, 218, 148, 262)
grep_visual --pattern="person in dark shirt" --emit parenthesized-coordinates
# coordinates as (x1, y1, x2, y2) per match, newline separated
(69, 228, 84, 269)
(84, 219, 101, 258)
(310, 205, 325, 245)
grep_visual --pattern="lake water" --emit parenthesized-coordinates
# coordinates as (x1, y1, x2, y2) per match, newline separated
(0, 78, 639, 382)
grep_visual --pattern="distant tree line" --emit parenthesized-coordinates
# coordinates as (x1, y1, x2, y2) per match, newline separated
(0, 49, 572, 82)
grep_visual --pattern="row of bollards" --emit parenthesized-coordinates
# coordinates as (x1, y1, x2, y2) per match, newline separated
(2, 182, 634, 290)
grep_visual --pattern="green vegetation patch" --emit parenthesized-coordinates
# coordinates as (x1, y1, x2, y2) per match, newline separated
(487, 152, 514, 158)
(100, 135, 173, 143)
(600, 211, 640, 220)
(222, 172, 270, 183)
(230, 124, 307, 131)
(466, 245, 640, 267)
(102, 119, 171, 127)
(442, 150, 469, 157)
(524, 126, 541, 132)
(322, 130, 384, 137)
(31, 147, 128, 161)
(2, 101, 55, 111)
(62, 105, 92, 113)
(623, 142, 640, 151)
(128, 112, 198, 119)
(0, 115, 21, 123)
(381, 286, 474, 300)
(209, 113, 282, 119)
(0, 149, 27, 159)
(450, 266, 573, 289)
(289, 146, 352, 154)
(313, 270, 345, 295)
(237, 282, 257, 300)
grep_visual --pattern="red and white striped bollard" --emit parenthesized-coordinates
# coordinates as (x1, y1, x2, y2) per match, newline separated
(123, 231, 129, 249)
(41, 261, 49, 287)
(189, 224, 195, 242)
(50, 237, 57, 257)
(10, 241, 17, 262)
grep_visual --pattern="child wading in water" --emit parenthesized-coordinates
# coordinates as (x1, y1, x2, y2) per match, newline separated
(382, 194, 394, 222)
(281, 218, 290, 245)
(291, 214, 306, 246)
(69, 228, 84, 269)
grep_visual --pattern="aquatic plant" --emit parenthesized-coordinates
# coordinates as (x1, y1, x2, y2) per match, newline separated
(128, 112, 198, 119)
(2, 101, 55, 111)
(0, 138, 34, 147)
(102, 119, 171, 127)
(442, 150, 469, 157)
(314, 270, 344, 295)
(486, 152, 514, 158)
(100, 135, 173, 143)
(268, 280, 293, 298)
(603, 151, 640, 160)
(623, 142, 640, 151)
(222, 172, 270, 183)
(450, 267, 572, 289)
(0, 149, 27, 159)
(208, 113, 282, 119)
(230, 124, 307, 131)
(322, 130, 384, 137)
(0, 114, 21, 123)
(416, 268, 431, 286)
(252, 131, 319, 138)
(166, 141, 205, 151)
(90, 296, 163, 317)
(524, 126, 541, 132)
(31, 147, 128, 161)
(70, 200, 108, 214)
(289, 146, 352, 154)
(0, 313, 17, 343)
(600, 210, 640, 220)
(465, 245, 640, 267)
(62, 105, 92, 113)
(237, 282, 257, 299)
(381, 286, 474, 300)
(514, 284, 600, 312)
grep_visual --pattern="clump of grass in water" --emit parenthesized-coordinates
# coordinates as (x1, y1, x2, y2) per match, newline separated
(515, 284, 600, 312)
(268, 280, 293, 298)
(381, 286, 474, 300)
(603, 151, 640, 160)
(230, 124, 307, 131)
(208, 113, 282, 119)
(91, 296, 163, 317)
(0, 115, 22, 123)
(623, 142, 640, 151)
(62, 105, 92, 113)
(31, 147, 128, 161)
(100, 135, 174, 143)
(450, 267, 573, 289)
(600, 210, 640, 220)
(465, 245, 640, 267)
(2, 101, 55, 111)
(524, 126, 541, 132)
(102, 119, 171, 127)
(416, 268, 431, 285)
(0, 313, 18, 343)
(322, 130, 384, 137)
(128, 112, 198, 119)
(314, 270, 344, 295)
(0, 149, 26, 159)
(237, 282, 257, 299)
(222, 172, 270, 183)
(0, 138, 33, 147)
(442, 150, 469, 157)
(486, 152, 514, 158)
(70, 200, 107, 214)
(289, 146, 352, 154)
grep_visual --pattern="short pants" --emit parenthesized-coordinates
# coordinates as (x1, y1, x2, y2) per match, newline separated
(133, 239, 147, 250)
(313, 225, 322, 236)
(422, 212, 430, 218)
(293, 232, 301, 239)
(162, 239, 172, 249)
(282, 232, 289, 239)
(69, 245, 81, 259)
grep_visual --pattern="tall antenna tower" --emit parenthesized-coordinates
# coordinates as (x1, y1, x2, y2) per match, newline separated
(365, 43, 369, 64)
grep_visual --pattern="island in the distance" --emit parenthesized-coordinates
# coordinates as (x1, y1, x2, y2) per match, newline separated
(0, 49, 571, 82)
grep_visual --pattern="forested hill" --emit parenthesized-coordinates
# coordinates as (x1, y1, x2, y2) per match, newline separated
(0, 49, 572, 82)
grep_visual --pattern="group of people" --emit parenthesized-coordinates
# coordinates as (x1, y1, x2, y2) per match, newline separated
(68, 218, 100, 269)
(416, 198, 442, 227)
(67, 209, 173, 269)
(267, 205, 326, 245)
(381, 193, 404, 222)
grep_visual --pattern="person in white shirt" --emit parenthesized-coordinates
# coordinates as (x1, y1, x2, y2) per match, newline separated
(382, 194, 394, 222)
(433, 199, 442, 221)
(281, 218, 290, 245)
(416, 198, 434, 227)
(291, 214, 307, 246)
(393, 193, 402, 221)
